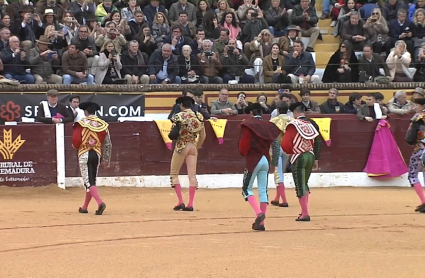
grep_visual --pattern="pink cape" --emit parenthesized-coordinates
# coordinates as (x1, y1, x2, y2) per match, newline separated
(363, 120, 408, 179)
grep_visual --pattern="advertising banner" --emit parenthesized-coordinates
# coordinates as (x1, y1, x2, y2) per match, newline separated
(0, 93, 145, 123)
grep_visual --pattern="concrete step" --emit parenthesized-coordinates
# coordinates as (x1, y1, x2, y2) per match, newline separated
(319, 26, 337, 35)
(314, 43, 339, 52)
(317, 34, 340, 44)
(318, 18, 332, 27)
(315, 51, 334, 66)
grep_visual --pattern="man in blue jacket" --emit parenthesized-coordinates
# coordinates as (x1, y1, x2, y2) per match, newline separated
(284, 40, 321, 84)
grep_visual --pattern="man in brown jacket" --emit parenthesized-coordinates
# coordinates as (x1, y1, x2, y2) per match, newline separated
(198, 39, 223, 84)
(61, 42, 94, 85)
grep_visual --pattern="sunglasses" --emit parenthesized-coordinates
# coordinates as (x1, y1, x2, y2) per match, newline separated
(341, 45, 346, 48)
(372, 12, 379, 15)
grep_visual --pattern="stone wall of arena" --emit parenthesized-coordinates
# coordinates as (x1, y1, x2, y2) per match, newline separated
(0, 112, 420, 189)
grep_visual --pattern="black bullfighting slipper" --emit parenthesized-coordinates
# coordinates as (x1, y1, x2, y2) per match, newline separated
(253, 213, 265, 230)
(252, 223, 266, 231)
(173, 203, 185, 211)
(182, 206, 194, 211)
(415, 203, 425, 212)
(279, 203, 289, 207)
(270, 200, 280, 206)
(78, 207, 88, 214)
(296, 215, 310, 222)
(95, 203, 106, 215)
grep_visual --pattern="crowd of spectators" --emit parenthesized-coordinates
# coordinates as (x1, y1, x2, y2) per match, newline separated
(0, 0, 423, 85)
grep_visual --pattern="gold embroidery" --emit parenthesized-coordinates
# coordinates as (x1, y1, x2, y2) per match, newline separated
(171, 109, 204, 154)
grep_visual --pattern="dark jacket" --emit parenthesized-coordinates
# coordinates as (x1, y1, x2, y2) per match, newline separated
(36, 102, 73, 124)
(381, 1, 408, 23)
(163, 35, 192, 56)
(120, 49, 149, 77)
(147, 49, 179, 81)
(322, 49, 359, 83)
(178, 54, 202, 77)
(320, 100, 345, 114)
(341, 20, 368, 42)
(344, 100, 366, 114)
(291, 4, 318, 30)
(220, 51, 250, 76)
(0, 48, 30, 75)
(284, 51, 316, 77)
(388, 19, 412, 41)
(11, 18, 43, 42)
(143, 4, 167, 26)
(358, 53, 390, 79)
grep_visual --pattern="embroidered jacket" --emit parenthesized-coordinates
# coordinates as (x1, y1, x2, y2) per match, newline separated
(282, 116, 321, 164)
(239, 117, 281, 172)
(72, 115, 112, 163)
(171, 108, 205, 154)
(270, 114, 290, 167)
(405, 112, 425, 153)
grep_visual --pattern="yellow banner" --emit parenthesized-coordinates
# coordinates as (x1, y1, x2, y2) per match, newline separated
(311, 118, 331, 146)
(154, 120, 173, 150)
(208, 119, 227, 144)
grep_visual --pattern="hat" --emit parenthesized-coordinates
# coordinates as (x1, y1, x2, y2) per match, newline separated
(414, 98, 425, 106)
(286, 25, 301, 32)
(413, 87, 424, 96)
(36, 35, 51, 45)
(244, 103, 265, 114)
(19, 5, 34, 13)
(175, 96, 195, 105)
(46, 89, 59, 96)
(79, 102, 101, 111)
(289, 102, 306, 112)
(43, 8, 56, 18)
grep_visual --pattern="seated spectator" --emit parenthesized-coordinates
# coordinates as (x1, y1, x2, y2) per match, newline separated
(121, 40, 150, 85)
(29, 35, 62, 84)
(291, 0, 320, 52)
(381, 0, 407, 23)
(189, 28, 206, 55)
(271, 93, 294, 118)
(263, 43, 290, 83)
(299, 88, 320, 113)
(0, 27, 10, 52)
(220, 38, 255, 83)
(341, 12, 369, 51)
(95, 41, 124, 85)
(0, 36, 34, 84)
(344, 92, 365, 114)
(202, 11, 221, 40)
(357, 93, 387, 122)
(234, 91, 252, 114)
(127, 10, 149, 40)
(43, 25, 68, 54)
(195, 0, 211, 28)
(60, 11, 80, 45)
(133, 25, 158, 56)
(121, 0, 142, 22)
(177, 11, 196, 39)
(198, 39, 224, 84)
(71, 25, 98, 67)
(68, 0, 96, 25)
(411, 9, 425, 59)
(36, 89, 73, 124)
(284, 40, 321, 84)
(256, 93, 272, 114)
(411, 87, 425, 100)
(35, 0, 66, 21)
(389, 9, 413, 56)
(374, 92, 389, 114)
(210, 88, 238, 115)
(386, 40, 413, 82)
(408, 0, 425, 22)
(164, 25, 192, 56)
(212, 28, 230, 55)
(193, 89, 211, 115)
(168, 0, 197, 26)
(332, 0, 358, 37)
(216, 0, 236, 22)
(95, 21, 127, 55)
(387, 90, 415, 115)
(220, 11, 241, 44)
(148, 44, 181, 84)
(11, 5, 43, 54)
(242, 8, 268, 58)
(143, 0, 167, 25)
(413, 42, 425, 81)
(363, 8, 391, 55)
(178, 45, 202, 83)
(95, 0, 118, 25)
(265, 0, 289, 37)
(278, 25, 301, 56)
(152, 12, 171, 48)
(0, 14, 11, 30)
(358, 44, 390, 82)
(320, 88, 345, 114)
(322, 40, 359, 83)
(61, 42, 94, 85)
(249, 29, 274, 83)
(236, 0, 258, 24)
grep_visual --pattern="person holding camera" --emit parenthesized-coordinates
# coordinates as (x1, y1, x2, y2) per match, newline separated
(291, 0, 320, 52)
(242, 8, 268, 59)
(198, 39, 224, 84)
(0, 35, 35, 84)
(221, 38, 255, 83)
(95, 41, 124, 84)
(133, 26, 157, 56)
(363, 8, 391, 56)
(29, 35, 62, 84)
(11, 5, 44, 54)
(95, 21, 127, 55)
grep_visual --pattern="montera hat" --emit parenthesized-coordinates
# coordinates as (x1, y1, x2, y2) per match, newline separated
(175, 96, 195, 105)
(414, 98, 425, 106)
(244, 102, 265, 114)
(79, 102, 101, 111)
(289, 102, 306, 112)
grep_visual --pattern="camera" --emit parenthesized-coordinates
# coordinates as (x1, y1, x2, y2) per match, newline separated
(371, 18, 377, 22)
(204, 51, 213, 57)
(251, 12, 258, 18)
(404, 27, 410, 33)
(228, 46, 235, 52)
(111, 49, 117, 56)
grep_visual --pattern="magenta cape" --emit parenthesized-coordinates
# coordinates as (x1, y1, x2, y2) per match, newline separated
(363, 120, 408, 179)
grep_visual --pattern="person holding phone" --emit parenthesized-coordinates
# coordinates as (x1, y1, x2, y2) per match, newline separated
(94, 40, 123, 84)
(29, 35, 62, 84)
(364, 8, 391, 56)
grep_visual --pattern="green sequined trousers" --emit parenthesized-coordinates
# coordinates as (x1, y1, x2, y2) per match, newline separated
(292, 152, 314, 198)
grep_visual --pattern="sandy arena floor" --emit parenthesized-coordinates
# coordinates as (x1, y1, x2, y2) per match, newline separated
(0, 186, 424, 278)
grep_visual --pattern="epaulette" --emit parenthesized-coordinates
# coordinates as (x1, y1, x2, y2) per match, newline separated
(411, 112, 425, 123)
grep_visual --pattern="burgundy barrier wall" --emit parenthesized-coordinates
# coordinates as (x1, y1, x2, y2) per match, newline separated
(0, 115, 415, 187)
